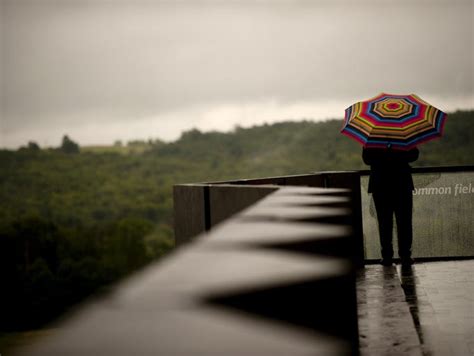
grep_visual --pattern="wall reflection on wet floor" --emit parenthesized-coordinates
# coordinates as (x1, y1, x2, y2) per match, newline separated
(357, 260, 474, 356)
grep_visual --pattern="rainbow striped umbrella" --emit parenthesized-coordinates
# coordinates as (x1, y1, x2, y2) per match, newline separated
(341, 93, 447, 150)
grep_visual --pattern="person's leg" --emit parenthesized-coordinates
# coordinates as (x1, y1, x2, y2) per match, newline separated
(373, 191, 394, 262)
(395, 189, 413, 262)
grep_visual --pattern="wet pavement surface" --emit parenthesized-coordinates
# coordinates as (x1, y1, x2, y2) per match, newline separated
(357, 260, 474, 356)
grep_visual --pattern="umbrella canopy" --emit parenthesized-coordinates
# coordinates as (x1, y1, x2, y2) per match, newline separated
(341, 93, 447, 150)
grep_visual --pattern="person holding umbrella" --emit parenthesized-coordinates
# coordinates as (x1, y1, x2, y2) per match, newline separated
(363, 145, 418, 266)
(341, 93, 447, 266)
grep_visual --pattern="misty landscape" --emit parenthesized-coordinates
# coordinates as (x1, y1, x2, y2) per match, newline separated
(1, 0, 473, 353)
(1, 110, 473, 345)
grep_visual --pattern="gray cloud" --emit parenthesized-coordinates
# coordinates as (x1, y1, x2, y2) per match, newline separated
(1, 0, 473, 147)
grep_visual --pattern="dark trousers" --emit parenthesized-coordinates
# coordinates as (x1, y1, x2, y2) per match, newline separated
(372, 189, 413, 260)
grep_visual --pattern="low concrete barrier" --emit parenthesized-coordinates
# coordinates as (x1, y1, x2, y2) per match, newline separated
(174, 171, 364, 264)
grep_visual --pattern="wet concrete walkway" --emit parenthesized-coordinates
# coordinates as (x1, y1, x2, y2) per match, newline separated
(357, 260, 474, 356)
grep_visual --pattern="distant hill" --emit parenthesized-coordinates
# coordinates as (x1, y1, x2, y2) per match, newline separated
(150, 109, 474, 181)
(0, 110, 473, 331)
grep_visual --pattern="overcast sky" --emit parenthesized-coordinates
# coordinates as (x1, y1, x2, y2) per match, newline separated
(1, 0, 473, 148)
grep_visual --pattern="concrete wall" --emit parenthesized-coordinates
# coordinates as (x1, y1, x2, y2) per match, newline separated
(173, 184, 207, 246)
(208, 184, 278, 227)
(174, 171, 364, 265)
(173, 184, 279, 245)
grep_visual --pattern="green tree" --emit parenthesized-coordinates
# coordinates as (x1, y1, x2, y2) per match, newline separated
(60, 135, 80, 154)
(27, 141, 41, 151)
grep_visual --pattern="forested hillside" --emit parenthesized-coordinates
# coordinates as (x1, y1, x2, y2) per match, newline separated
(1, 110, 473, 331)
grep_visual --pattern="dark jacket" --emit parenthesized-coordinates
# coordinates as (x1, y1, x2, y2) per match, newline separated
(363, 147, 419, 193)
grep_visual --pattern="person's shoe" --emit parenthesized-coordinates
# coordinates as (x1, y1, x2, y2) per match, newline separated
(400, 257, 415, 266)
(380, 258, 394, 267)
